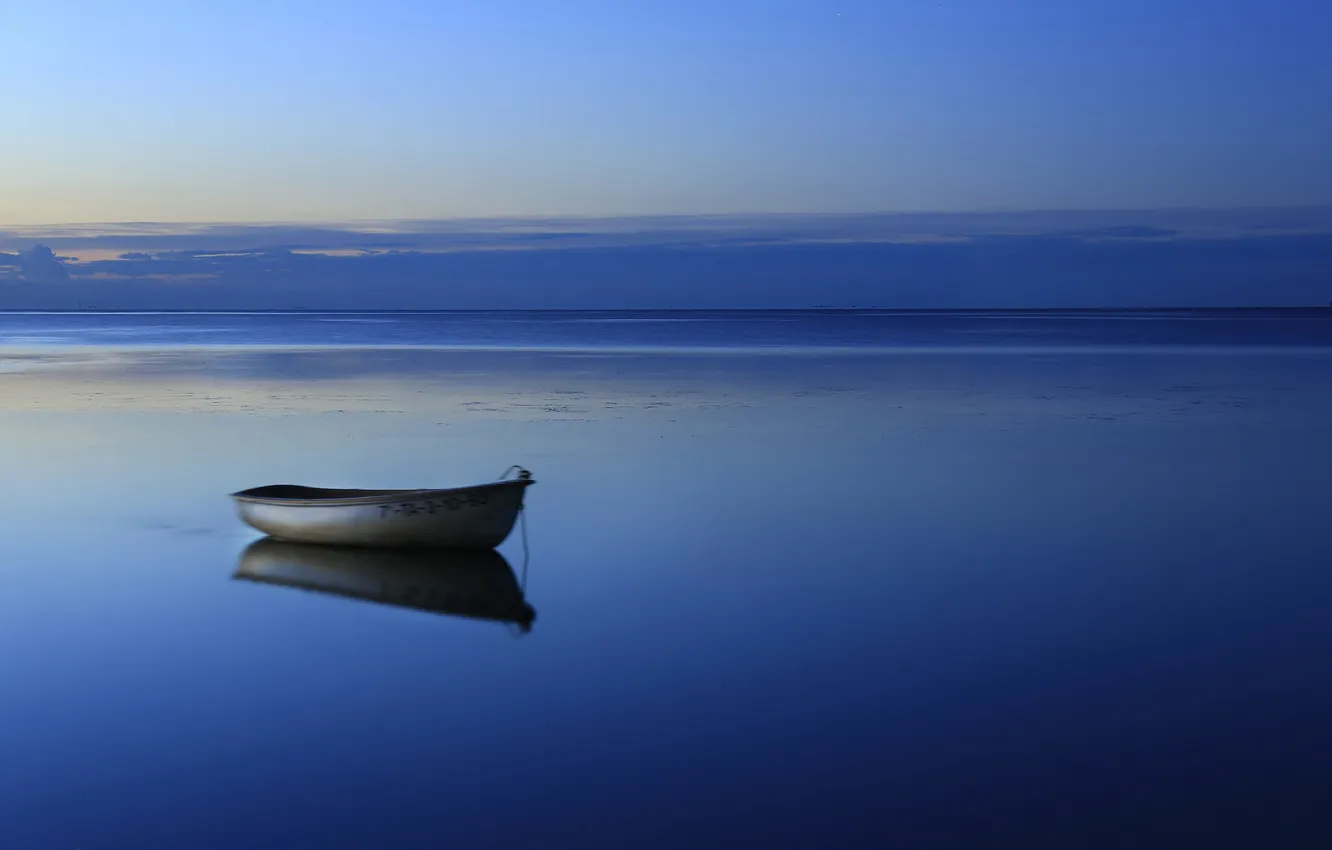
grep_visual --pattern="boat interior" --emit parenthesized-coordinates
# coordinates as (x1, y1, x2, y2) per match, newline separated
(233, 484, 426, 500)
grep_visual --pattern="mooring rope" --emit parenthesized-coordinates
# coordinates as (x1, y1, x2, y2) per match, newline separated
(496, 464, 532, 590)
(519, 501, 530, 591)
(497, 464, 532, 481)
(501, 464, 533, 638)
(502, 508, 534, 639)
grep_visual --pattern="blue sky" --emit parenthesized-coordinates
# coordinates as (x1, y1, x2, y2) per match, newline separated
(2, 0, 1330, 224)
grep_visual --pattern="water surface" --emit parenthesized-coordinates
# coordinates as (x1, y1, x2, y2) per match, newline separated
(1, 312, 1331, 848)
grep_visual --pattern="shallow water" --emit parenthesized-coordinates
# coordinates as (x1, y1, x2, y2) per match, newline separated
(2, 314, 1331, 849)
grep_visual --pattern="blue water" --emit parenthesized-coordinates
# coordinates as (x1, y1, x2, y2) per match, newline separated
(2, 308, 1332, 351)
(1, 312, 1331, 848)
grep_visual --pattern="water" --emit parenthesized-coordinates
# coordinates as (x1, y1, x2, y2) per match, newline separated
(2, 311, 1331, 848)
(3, 308, 1332, 352)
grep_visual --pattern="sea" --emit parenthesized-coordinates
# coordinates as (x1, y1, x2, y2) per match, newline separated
(2, 309, 1331, 849)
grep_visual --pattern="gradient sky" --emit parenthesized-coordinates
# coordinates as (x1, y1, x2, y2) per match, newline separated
(2, 0, 1330, 224)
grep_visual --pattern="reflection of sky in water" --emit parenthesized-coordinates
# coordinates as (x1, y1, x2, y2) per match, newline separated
(1, 342, 1331, 848)
(3, 310, 1332, 352)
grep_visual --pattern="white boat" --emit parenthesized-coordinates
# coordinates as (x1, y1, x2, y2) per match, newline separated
(235, 538, 535, 631)
(230, 467, 534, 548)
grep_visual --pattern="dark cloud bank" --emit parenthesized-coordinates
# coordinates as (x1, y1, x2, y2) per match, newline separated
(2, 210, 1331, 309)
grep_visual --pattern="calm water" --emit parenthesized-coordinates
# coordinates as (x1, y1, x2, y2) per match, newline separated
(2, 312, 1332, 849)
(3, 308, 1332, 351)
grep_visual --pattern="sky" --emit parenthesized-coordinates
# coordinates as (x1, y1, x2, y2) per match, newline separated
(2, 0, 1331, 224)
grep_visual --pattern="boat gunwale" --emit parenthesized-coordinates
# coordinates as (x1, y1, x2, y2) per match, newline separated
(229, 478, 534, 508)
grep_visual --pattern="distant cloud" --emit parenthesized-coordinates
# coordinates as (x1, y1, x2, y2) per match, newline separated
(3, 208, 1332, 257)
(0, 210, 1330, 309)
(17, 245, 70, 284)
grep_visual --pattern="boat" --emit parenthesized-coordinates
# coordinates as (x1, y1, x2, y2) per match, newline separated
(229, 467, 534, 548)
(235, 538, 536, 632)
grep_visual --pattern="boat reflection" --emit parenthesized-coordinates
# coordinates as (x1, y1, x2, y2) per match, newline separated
(234, 538, 537, 633)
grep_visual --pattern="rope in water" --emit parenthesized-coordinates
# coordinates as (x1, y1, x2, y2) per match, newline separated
(503, 508, 533, 639)
(500, 464, 533, 638)
(496, 464, 532, 589)
(519, 500, 530, 590)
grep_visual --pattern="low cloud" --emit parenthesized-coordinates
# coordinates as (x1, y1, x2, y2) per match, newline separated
(1, 210, 1330, 309)
(4, 208, 1332, 256)
(0, 245, 72, 284)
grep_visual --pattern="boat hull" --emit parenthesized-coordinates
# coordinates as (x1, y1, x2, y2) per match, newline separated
(230, 480, 532, 548)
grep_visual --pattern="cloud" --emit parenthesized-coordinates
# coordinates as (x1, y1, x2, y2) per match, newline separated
(14, 245, 71, 284)
(1, 210, 1331, 309)
(4, 208, 1332, 256)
